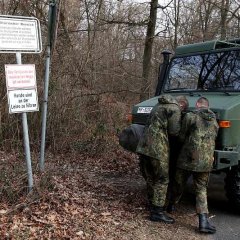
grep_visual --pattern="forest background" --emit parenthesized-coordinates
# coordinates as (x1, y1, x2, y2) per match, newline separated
(0, 0, 239, 154)
(0, 0, 240, 238)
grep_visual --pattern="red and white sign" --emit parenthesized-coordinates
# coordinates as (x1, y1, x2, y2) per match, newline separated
(5, 64, 39, 114)
(5, 64, 36, 89)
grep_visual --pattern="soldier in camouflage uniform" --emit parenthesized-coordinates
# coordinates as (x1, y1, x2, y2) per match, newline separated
(136, 94, 188, 224)
(168, 97, 219, 233)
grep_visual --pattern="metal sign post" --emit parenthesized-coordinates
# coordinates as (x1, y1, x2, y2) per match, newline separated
(40, 0, 60, 171)
(1, 15, 42, 192)
(16, 53, 33, 191)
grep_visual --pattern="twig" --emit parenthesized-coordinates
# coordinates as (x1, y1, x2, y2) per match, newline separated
(0, 198, 42, 216)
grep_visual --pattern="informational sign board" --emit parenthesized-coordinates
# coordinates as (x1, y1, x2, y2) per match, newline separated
(5, 64, 39, 114)
(1, 14, 43, 191)
(8, 89, 38, 113)
(5, 64, 36, 89)
(0, 15, 42, 53)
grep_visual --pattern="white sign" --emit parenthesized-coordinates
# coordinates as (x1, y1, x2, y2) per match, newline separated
(5, 64, 39, 114)
(0, 15, 42, 53)
(5, 64, 36, 89)
(8, 89, 39, 113)
(137, 107, 153, 114)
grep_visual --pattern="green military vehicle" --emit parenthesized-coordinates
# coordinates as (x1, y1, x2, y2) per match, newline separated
(120, 39, 240, 210)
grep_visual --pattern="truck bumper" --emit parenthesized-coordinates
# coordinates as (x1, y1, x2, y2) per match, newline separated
(213, 150, 239, 170)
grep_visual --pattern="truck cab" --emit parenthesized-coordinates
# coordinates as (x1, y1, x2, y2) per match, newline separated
(124, 39, 240, 210)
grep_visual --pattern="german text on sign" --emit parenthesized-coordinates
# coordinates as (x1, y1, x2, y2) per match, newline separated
(8, 89, 39, 113)
(0, 15, 42, 53)
(5, 64, 36, 89)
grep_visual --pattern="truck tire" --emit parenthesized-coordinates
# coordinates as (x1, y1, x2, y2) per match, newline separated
(224, 166, 240, 211)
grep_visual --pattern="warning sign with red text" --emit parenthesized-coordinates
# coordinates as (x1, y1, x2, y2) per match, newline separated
(5, 64, 36, 89)
(5, 64, 39, 114)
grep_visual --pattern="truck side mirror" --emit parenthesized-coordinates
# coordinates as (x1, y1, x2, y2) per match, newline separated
(154, 50, 172, 96)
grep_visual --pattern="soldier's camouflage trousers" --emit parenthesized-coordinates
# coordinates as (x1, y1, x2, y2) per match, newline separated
(139, 155, 169, 207)
(170, 168, 210, 214)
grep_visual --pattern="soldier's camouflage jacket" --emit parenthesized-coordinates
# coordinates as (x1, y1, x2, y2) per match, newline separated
(177, 108, 219, 172)
(136, 94, 181, 160)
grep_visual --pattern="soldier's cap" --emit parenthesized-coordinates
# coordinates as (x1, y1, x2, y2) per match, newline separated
(175, 95, 189, 110)
(196, 97, 209, 109)
(158, 94, 176, 104)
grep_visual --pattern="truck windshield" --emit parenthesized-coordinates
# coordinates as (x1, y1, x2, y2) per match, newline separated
(164, 50, 240, 92)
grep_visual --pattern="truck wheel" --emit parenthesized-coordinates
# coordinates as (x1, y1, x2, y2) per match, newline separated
(224, 166, 240, 211)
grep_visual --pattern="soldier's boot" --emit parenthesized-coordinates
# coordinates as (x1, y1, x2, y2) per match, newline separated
(166, 204, 176, 214)
(198, 213, 216, 234)
(146, 194, 153, 210)
(150, 206, 175, 224)
(145, 199, 152, 211)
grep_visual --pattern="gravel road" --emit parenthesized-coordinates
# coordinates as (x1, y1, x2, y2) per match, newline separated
(182, 172, 240, 240)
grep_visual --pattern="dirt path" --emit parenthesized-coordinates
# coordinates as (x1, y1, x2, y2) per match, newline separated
(0, 150, 212, 239)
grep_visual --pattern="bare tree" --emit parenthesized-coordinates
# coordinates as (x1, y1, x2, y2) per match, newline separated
(1, 0, 240, 151)
(140, 0, 158, 101)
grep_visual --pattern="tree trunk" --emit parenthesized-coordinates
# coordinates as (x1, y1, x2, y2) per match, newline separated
(173, 0, 180, 49)
(220, 0, 230, 40)
(140, 0, 158, 101)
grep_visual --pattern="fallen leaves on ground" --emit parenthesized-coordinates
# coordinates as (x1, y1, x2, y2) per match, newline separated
(0, 149, 210, 240)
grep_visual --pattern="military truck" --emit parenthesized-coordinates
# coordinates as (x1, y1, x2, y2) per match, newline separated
(120, 39, 240, 210)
